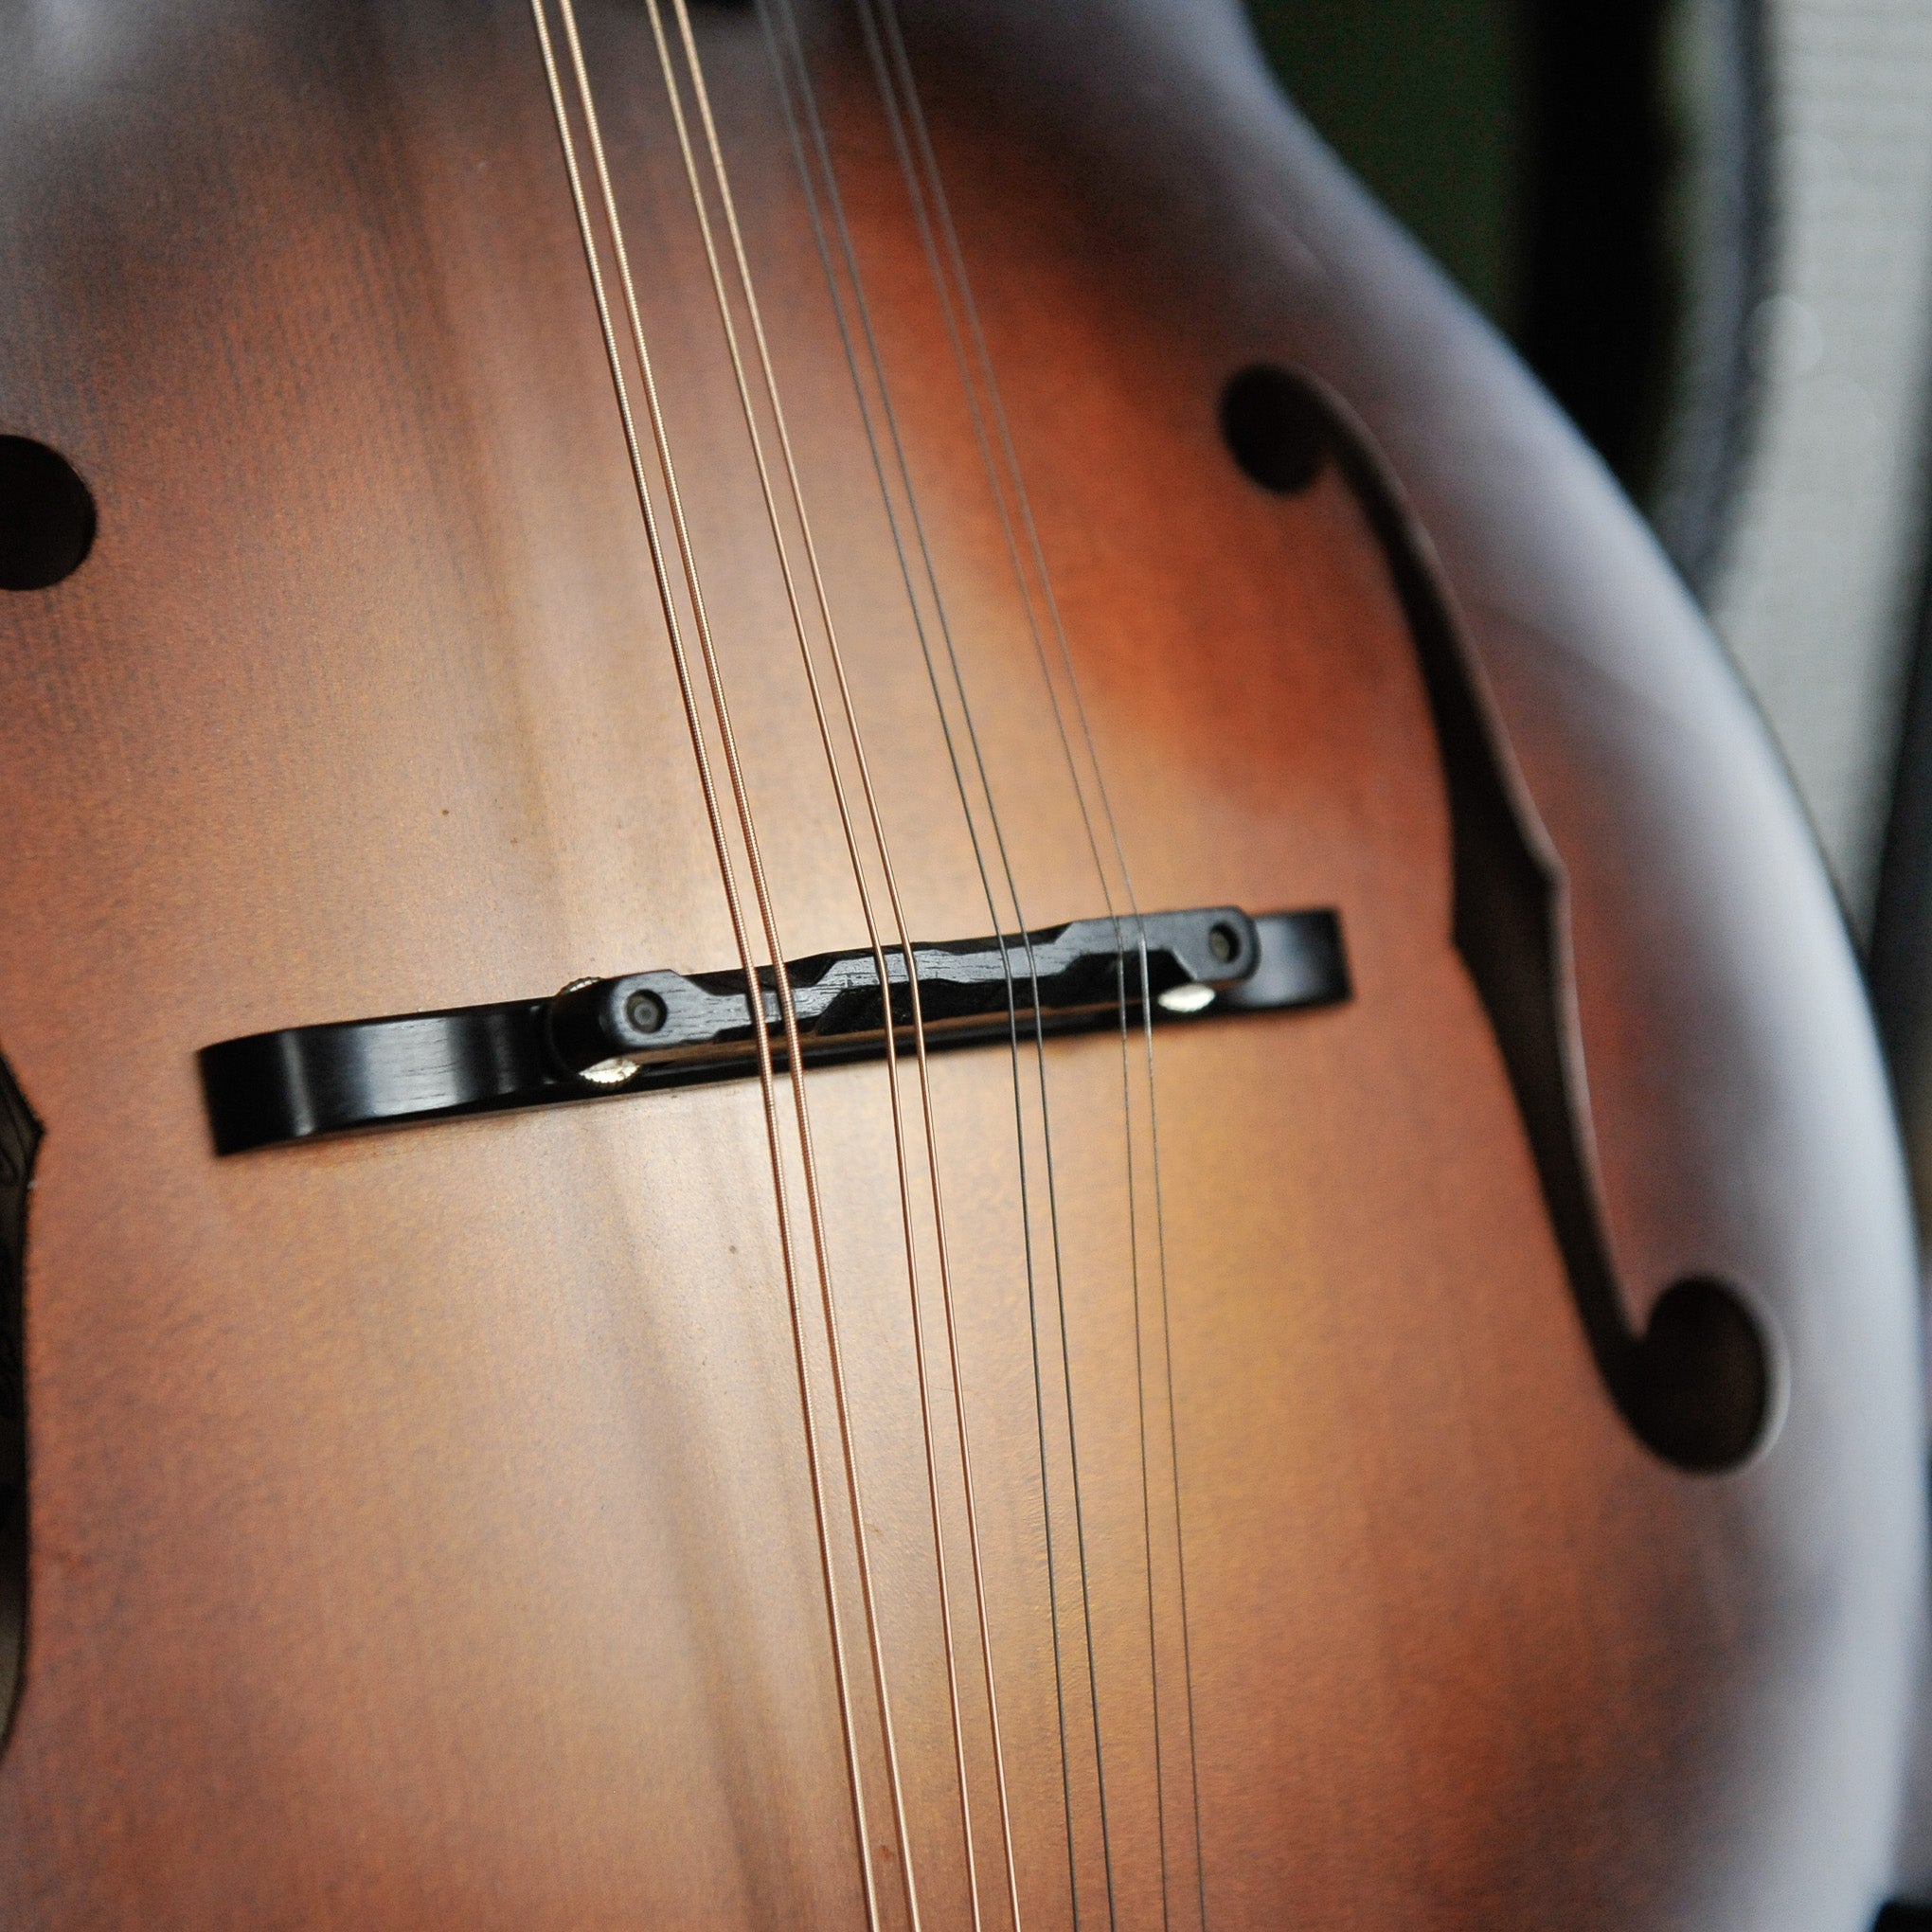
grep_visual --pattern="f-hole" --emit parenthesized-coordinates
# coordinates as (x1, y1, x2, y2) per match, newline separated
(0, 1047, 32, 1730)
(1221, 363, 1776, 1473)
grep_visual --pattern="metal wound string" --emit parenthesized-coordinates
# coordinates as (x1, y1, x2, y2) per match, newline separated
(849, 0, 1171, 1911)
(867, 0, 1211, 1921)
(759, 2, 1115, 1923)
(646, 3, 1028, 1924)
(554, 8, 951, 1924)
(528, 7, 886, 1926)
(752, 1, 1082, 1919)
(843, 8, 1128, 1919)
(548, 9, 921, 1923)
(870, 2, 1211, 1916)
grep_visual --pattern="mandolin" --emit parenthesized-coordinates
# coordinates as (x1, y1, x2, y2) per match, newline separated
(0, 0, 1923, 1925)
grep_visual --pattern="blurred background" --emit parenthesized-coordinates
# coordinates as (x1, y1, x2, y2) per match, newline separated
(1242, 0, 1932, 1231)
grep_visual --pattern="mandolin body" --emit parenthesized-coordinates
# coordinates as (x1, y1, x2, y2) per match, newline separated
(0, 1, 1921, 1926)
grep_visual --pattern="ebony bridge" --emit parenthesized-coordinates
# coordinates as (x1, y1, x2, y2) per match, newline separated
(199, 906, 1349, 1154)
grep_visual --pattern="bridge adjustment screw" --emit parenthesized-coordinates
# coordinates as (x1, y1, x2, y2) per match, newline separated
(625, 990, 668, 1036)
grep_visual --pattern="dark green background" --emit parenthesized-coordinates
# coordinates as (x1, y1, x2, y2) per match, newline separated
(1244, 0, 1725, 583)
(1245, 1, 1523, 329)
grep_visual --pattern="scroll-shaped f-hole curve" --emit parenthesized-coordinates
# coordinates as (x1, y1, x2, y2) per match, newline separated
(1221, 363, 1777, 1473)
(0, 1044, 33, 1727)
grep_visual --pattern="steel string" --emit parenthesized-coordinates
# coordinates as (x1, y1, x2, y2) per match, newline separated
(556, 11, 932, 1923)
(752, 1, 1084, 1920)
(758, 2, 1119, 1923)
(844, 5, 1128, 1919)
(646, 3, 1031, 1924)
(866, 0, 1214, 1921)
(531, 5, 888, 1924)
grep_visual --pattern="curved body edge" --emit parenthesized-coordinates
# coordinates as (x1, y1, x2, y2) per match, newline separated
(905, 0, 1928, 1920)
